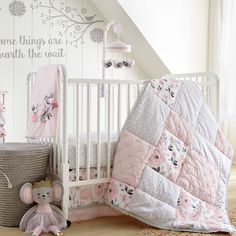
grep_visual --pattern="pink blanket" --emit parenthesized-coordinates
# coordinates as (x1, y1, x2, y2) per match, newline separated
(27, 65, 66, 138)
(0, 103, 6, 137)
(106, 79, 235, 233)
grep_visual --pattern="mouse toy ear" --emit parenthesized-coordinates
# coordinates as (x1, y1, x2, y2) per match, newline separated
(20, 183, 34, 204)
(52, 180, 63, 202)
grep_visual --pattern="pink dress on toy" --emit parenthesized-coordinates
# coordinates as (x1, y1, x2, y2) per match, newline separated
(25, 204, 67, 234)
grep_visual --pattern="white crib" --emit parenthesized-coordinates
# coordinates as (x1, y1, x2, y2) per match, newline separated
(26, 72, 219, 218)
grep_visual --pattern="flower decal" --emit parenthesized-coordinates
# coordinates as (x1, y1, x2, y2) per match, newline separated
(32, 0, 104, 46)
(31, 93, 58, 124)
(90, 28, 103, 43)
(81, 7, 87, 15)
(9, 0, 26, 17)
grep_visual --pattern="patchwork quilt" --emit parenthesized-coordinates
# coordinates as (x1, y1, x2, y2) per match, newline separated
(105, 79, 235, 233)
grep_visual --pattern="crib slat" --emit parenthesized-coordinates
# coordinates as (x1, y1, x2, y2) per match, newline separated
(87, 84, 91, 180)
(57, 80, 62, 177)
(137, 84, 141, 95)
(111, 85, 115, 132)
(26, 73, 31, 128)
(54, 138, 59, 175)
(81, 85, 84, 133)
(117, 84, 121, 135)
(107, 84, 111, 178)
(136, 84, 139, 98)
(97, 84, 101, 179)
(76, 84, 80, 181)
(127, 84, 131, 116)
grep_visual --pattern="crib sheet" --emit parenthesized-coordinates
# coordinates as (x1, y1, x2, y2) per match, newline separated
(69, 168, 109, 209)
(68, 133, 117, 169)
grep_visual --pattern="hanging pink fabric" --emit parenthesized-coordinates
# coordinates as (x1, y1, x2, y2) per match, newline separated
(0, 102, 6, 138)
(26, 64, 66, 138)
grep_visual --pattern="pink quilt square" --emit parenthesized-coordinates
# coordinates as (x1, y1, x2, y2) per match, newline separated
(176, 148, 219, 205)
(165, 110, 194, 146)
(112, 129, 155, 188)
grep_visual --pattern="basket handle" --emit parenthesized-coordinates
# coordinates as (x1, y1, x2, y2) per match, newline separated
(0, 170, 12, 188)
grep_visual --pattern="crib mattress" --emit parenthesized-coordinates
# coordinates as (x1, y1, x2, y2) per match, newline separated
(68, 133, 117, 169)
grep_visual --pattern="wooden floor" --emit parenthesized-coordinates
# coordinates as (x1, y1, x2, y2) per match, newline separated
(1, 165, 235, 236)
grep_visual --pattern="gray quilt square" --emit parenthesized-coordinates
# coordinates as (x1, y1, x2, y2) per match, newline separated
(124, 83, 170, 146)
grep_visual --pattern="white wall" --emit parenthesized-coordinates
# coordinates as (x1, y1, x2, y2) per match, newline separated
(0, 0, 147, 142)
(117, 0, 210, 73)
(90, 0, 170, 78)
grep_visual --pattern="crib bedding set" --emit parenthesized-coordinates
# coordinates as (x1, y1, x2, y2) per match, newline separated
(106, 79, 235, 233)
(68, 134, 116, 209)
(28, 65, 234, 233)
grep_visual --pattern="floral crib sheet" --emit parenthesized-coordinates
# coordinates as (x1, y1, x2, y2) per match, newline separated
(69, 168, 109, 209)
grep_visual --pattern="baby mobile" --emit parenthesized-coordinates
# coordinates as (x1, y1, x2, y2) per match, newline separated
(102, 20, 135, 76)
(101, 20, 135, 96)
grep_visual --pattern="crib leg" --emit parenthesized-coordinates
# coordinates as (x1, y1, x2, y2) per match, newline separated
(62, 162, 69, 219)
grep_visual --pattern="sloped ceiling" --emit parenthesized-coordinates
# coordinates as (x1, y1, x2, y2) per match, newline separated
(90, 0, 170, 78)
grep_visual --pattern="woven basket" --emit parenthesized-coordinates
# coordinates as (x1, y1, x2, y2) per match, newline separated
(0, 143, 50, 227)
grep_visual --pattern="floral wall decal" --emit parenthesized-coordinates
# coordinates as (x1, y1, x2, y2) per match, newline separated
(90, 28, 103, 43)
(32, 0, 104, 47)
(9, 0, 26, 17)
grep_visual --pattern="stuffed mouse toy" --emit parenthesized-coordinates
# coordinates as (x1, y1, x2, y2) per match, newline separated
(19, 180, 67, 236)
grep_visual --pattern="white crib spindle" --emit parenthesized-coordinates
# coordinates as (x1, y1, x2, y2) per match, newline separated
(26, 73, 31, 128)
(76, 84, 80, 181)
(87, 84, 91, 180)
(111, 85, 115, 132)
(127, 84, 131, 116)
(207, 75, 211, 107)
(53, 138, 58, 174)
(117, 84, 121, 135)
(137, 84, 141, 95)
(107, 84, 111, 178)
(81, 85, 84, 133)
(97, 84, 101, 179)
